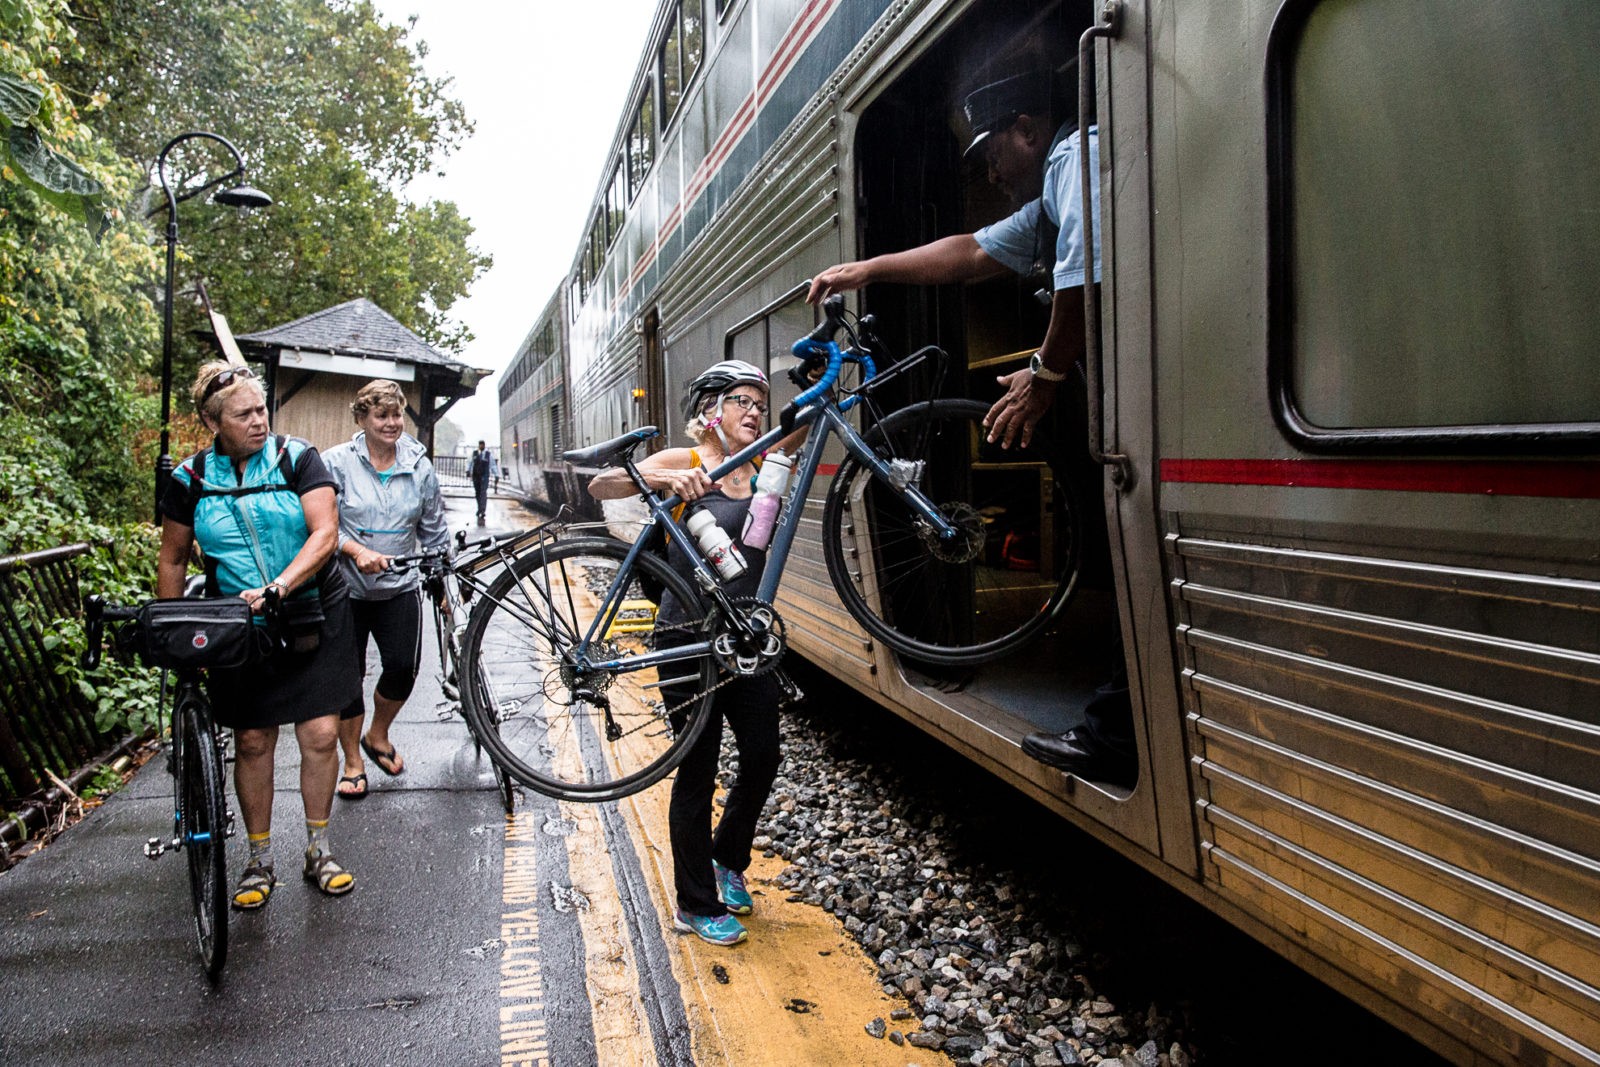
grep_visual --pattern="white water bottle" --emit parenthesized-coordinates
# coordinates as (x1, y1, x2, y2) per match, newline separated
(686, 509, 748, 580)
(741, 450, 792, 550)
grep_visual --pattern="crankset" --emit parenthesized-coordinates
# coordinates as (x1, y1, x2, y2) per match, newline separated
(711, 598, 787, 676)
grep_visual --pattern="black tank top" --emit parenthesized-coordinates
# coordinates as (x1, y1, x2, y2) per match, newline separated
(658, 488, 766, 627)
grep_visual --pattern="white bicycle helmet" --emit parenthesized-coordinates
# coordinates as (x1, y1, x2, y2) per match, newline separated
(682, 359, 768, 421)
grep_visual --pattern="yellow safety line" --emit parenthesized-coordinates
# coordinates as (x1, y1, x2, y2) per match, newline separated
(500, 812, 551, 1067)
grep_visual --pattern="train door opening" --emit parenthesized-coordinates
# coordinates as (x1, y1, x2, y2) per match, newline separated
(849, 0, 1123, 754)
(640, 307, 666, 444)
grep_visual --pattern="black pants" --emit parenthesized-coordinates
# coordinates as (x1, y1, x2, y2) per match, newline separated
(340, 589, 423, 719)
(667, 674, 781, 917)
(1079, 649, 1136, 756)
(473, 479, 488, 516)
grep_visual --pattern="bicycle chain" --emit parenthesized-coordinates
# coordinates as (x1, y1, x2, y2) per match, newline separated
(640, 609, 778, 722)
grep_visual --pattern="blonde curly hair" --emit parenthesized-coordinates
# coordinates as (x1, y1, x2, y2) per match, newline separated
(350, 379, 407, 423)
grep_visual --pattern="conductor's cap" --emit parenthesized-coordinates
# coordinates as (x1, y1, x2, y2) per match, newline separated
(963, 71, 1050, 157)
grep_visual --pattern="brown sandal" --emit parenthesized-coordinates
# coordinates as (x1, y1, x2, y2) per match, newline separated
(303, 850, 355, 896)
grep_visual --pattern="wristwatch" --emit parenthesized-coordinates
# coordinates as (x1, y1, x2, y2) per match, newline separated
(1029, 351, 1068, 383)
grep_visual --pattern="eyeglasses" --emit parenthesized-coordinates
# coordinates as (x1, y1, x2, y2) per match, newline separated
(201, 365, 257, 404)
(723, 394, 769, 416)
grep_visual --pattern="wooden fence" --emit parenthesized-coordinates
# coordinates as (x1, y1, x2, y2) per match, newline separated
(0, 542, 119, 801)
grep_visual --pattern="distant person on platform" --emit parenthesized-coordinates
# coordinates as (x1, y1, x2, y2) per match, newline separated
(470, 440, 492, 522)
(806, 70, 1136, 789)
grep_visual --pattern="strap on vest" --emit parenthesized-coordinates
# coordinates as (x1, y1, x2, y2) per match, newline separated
(187, 435, 300, 503)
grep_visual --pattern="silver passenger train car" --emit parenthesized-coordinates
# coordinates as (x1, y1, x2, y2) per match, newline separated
(503, 1, 1600, 1062)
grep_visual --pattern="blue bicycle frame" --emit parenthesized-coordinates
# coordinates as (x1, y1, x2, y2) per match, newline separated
(568, 337, 960, 681)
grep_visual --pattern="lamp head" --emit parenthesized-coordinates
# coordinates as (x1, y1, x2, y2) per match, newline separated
(214, 184, 272, 209)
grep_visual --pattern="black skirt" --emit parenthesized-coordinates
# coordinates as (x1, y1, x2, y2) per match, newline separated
(203, 578, 361, 730)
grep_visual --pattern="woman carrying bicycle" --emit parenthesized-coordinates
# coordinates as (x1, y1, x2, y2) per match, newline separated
(589, 359, 807, 947)
(323, 379, 450, 798)
(157, 361, 360, 909)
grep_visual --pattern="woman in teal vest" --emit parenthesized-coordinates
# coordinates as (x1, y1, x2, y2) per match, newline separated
(157, 361, 361, 909)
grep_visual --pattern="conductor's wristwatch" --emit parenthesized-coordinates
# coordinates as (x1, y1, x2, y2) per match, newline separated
(1029, 351, 1068, 383)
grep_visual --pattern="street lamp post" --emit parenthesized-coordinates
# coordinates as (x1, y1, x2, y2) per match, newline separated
(152, 131, 272, 523)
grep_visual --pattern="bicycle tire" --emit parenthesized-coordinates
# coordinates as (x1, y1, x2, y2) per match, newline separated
(822, 397, 1080, 665)
(179, 692, 229, 979)
(459, 536, 718, 803)
(462, 656, 518, 814)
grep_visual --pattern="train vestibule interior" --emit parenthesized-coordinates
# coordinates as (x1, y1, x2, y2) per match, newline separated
(847, 0, 1124, 761)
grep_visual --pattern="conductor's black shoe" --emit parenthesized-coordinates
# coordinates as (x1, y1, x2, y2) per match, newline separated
(1021, 729, 1137, 788)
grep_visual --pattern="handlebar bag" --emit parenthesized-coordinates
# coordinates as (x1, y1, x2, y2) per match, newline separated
(134, 597, 263, 671)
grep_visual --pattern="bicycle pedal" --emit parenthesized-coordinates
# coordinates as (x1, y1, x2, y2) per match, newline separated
(774, 669, 806, 709)
(143, 837, 167, 859)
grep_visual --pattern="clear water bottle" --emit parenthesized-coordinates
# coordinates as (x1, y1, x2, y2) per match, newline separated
(741, 449, 792, 550)
(686, 509, 748, 580)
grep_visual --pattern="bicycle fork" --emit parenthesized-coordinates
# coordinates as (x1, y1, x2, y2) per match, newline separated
(145, 734, 236, 860)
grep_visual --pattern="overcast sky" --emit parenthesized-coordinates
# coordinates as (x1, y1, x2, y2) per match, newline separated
(373, 0, 661, 446)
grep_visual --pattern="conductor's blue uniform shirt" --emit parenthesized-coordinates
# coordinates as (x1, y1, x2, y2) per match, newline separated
(975, 124, 1101, 290)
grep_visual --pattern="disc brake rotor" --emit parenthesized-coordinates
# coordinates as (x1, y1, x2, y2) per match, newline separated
(918, 501, 986, 564)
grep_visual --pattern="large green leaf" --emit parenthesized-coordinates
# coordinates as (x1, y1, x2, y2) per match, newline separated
(3, 124, 108, 237)
(0, 72, 45, 126)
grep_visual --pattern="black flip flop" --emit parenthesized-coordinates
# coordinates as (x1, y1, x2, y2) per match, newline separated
(336, 773, 368, 800)
(360, 736, 404, 777)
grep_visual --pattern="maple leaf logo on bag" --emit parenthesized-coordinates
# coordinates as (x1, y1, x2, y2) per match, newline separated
(192, 631, 210, 650)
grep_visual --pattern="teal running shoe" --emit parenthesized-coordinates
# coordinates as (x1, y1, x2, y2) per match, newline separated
(674, 909, 748, 946)
(713, 861, 753, 915)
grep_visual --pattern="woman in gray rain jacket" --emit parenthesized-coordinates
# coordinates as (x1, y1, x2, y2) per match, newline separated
(323, 379, 450, 798)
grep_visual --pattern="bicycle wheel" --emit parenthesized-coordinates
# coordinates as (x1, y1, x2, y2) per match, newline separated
(459, 536, 718, 803)
(178, 692, 228, 979)
(822, 397, 1080, 665)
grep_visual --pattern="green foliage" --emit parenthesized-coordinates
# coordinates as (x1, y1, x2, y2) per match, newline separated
(0, 0, 487, 742)
(0, 8, 110, 235)
(44, 530, 164, 738)
(79, 763, 126, 800)
(63, 0, 490, 365)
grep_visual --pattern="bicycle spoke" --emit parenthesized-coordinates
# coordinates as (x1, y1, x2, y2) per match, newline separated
(459, 537, 718, 803)
(824, 399, 1080, 664)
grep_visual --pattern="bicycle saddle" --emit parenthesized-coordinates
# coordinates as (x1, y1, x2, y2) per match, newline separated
(562, 427, 659, 467)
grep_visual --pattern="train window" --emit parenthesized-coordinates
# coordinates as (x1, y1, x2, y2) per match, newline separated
(658, 2, 704, 131)
(627, 89, 654, 198)
(682, 3, 703, 89)
(1267, 0, 1600, 450)
(606, 163, 626, 244)
(660, 13, 682, 126)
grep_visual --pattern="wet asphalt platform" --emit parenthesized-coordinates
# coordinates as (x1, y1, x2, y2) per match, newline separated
(0, 490, 917, 1067)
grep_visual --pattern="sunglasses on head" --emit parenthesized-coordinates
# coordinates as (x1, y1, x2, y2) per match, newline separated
(201, 365, 257, 403)
(723, 393, 769, 416)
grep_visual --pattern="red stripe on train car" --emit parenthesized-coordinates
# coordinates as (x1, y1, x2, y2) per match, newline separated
(1159, 458, 1600, 499)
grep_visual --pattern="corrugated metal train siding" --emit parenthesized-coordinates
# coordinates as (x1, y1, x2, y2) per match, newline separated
(1169, 533, 1600, 1066)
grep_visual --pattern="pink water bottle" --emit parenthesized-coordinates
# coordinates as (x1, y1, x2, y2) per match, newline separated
(741, 450, 792, 550)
